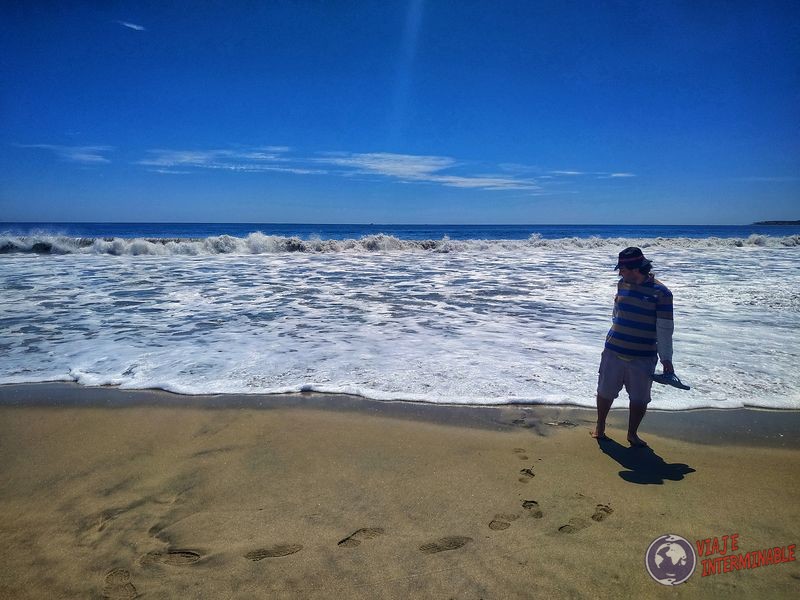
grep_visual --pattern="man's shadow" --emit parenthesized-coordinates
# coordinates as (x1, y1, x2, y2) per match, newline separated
(596, 437, 695, 484)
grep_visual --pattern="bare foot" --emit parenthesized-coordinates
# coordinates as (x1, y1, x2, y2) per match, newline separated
(627, 434, 648, 447)
(590, 429, 608, 440)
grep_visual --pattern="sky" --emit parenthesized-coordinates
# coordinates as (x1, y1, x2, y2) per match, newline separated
(1, 1, 798, 224)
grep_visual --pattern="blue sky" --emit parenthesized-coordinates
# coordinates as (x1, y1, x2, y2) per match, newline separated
(1, 1, 798, 224)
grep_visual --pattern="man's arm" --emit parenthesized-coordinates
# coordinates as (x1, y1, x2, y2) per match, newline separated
(657, 319, 674, 373)
(656, 285, 674, 373)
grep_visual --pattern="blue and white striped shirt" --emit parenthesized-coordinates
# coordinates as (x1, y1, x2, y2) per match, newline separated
(605, 275, 673, 359)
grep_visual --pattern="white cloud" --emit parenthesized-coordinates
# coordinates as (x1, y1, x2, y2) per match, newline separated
(139, 148, 326, 175)
(593, 172, 637, 179)
(116, 20, 146, 31)
(139, 148, 284, 167)
(17, 144, 113, 164)
(317, 152, 455, 178)
(315, 152, 539, 190)
(431, 174, 540, 190)
(135, 146, 634, 193)
(547, 169, 637, 179)
(138, 149, 224, 167)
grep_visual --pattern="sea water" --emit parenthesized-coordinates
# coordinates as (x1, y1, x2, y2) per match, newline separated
(1, 224, 798, 410)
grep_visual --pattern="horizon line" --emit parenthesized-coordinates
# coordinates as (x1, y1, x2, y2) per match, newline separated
(2, 220, 794, 227)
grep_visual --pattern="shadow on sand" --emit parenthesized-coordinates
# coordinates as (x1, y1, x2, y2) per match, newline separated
(596, 437, 695, 484)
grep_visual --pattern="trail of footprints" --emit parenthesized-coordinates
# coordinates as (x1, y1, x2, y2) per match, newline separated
(102, 446, 612, 591)
(506, 447, 614, 535)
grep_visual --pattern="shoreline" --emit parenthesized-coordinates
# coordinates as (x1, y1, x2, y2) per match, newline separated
(1, 382, 798, 598)
(2, 382, 800, 448)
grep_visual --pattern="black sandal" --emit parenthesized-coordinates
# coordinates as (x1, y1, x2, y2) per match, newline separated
(652, 372, 690, 390)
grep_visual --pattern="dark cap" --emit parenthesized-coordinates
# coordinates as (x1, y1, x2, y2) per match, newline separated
(614, 246, 652, 270)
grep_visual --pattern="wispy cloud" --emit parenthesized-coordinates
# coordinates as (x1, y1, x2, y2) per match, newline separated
(315, 152, 540, 190)
(139, 149, 229, 167)
(503, 163, 636, 179)
(549, 169, 637, 179)
(138, 147, 326, 175)
(116, 20, 146, 31)
(317, 152, 455, 179)
(136, 146, 636, 193)
(149, 169, 192, 175)
(17, 144, 113, 164)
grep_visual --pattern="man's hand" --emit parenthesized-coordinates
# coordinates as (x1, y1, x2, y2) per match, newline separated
(661, 360, 674, 374)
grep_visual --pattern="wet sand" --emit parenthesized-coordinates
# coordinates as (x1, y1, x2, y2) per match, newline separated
(1, 383, 798, 598)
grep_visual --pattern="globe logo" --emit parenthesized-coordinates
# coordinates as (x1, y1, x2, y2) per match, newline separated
(645, 534, 696, 585)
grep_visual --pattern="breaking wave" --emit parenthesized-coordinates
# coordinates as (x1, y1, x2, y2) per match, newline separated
(1, 232, 798, 255)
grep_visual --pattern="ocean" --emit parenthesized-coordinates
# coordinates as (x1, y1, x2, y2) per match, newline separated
(2, 222, 799, 410)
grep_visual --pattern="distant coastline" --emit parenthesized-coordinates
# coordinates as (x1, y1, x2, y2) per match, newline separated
(752, 220, 800, 225)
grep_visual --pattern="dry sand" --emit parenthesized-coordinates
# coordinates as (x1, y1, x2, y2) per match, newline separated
(0, 383, 798, 599)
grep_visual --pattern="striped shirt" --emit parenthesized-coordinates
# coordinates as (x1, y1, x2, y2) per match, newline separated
(605, 275, 673, 359)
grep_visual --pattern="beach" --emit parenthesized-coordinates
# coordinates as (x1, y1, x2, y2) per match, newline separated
(1, 383, 798, 599)
(5, 0, 800, 595)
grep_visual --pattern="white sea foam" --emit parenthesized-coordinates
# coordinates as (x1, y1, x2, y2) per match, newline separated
(1, 239, 798, 410)
(1, 232, 798, 255)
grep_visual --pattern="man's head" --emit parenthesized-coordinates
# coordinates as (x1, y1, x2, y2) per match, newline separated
(614, 247, 652, 283)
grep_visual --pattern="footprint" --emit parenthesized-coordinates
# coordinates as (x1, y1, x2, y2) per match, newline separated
(141, 549, 201, 566)
(337, 527, 385, 548)
(518, 467, 535, 483)
(419, 536, 472, 554)
(591, 504, 614, 522)
(488, 513, 519, 530)
(558, 517, 590, 534)
(512, 448, 529, 460)
(245, 544, 303, 561)
(102, 568, 137, 599)
(522, 500, 543, 519)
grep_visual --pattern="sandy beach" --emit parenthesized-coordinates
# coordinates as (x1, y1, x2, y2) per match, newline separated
(1, 383, 798, 599)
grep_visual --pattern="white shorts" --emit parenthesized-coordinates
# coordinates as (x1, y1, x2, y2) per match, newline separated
(597, 349, 658, 406)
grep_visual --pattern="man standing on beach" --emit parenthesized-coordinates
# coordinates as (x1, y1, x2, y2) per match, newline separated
(591, 247, 674, 447)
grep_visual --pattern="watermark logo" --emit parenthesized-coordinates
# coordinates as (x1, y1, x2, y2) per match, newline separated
(646, 532, 796, 585)
(645, 534, 697, 586)
(695, 533, 795, 576)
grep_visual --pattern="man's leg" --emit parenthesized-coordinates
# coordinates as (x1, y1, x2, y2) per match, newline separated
(627, 403, 647, 447)
(626, 356, 656, 447)
(594, 350, 621, 439)
(591, 394, 613, 439)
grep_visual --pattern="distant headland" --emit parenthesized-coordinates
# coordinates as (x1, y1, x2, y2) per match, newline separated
(752, 220, 800, 225)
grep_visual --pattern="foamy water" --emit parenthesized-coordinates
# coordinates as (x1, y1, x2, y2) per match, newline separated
(1, 235, 798, 410)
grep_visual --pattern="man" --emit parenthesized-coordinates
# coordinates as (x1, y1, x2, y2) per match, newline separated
(591, 247, 674, 447)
